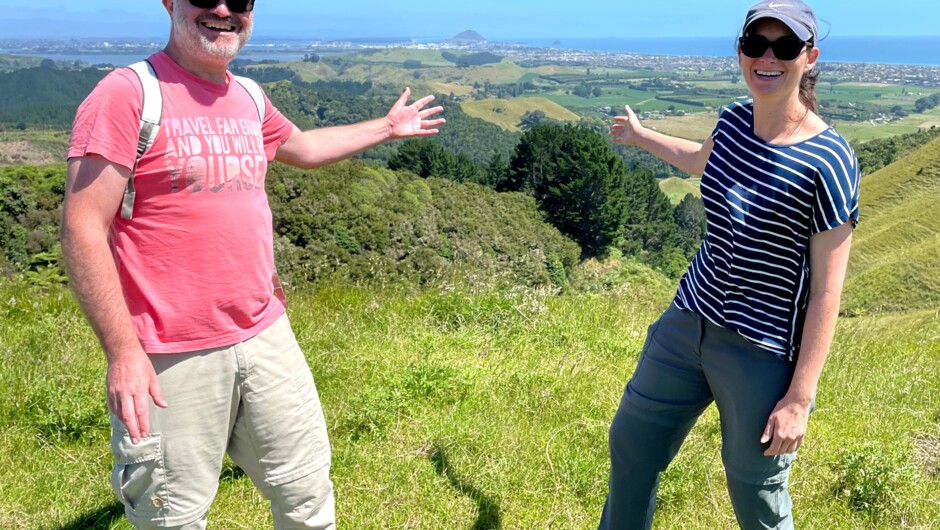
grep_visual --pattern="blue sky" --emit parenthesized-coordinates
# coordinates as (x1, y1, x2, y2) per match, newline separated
(2, 1, 938, 40)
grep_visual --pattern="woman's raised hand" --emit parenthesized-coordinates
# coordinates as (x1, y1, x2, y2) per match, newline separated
(611, 105, 643, 146)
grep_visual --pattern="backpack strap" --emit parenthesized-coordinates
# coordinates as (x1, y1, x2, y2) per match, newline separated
(234, 74, 266, 122)
(124, 60, 163, 220)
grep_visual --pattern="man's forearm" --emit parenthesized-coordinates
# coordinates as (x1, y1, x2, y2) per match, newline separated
(283, 118, 391, 169)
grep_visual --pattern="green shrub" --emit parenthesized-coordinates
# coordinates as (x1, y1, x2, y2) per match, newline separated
(832, 441, 919, 517)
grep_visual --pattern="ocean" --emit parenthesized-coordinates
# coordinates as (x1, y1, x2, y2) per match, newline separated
(3, 35, 938, 68)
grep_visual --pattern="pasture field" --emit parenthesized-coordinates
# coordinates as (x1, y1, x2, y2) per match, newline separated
(538, 87, 713, 116)
(642, 112, 722, 142)
(818, 82, 940, 109)
(1, 277, 938, 529)
(460, 98, 580, 131)
(603, 105, 940, 145)
(249, 52, 940, 146)
(354, 49, 459, 68)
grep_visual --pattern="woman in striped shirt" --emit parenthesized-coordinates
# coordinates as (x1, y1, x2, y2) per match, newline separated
(598, 1, 860, 529)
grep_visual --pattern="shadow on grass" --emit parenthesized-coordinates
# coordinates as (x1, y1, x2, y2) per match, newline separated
(56, 502, 124, 530)
(429, 444, 501, 530)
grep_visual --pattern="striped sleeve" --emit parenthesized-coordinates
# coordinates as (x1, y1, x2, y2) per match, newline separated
(810, 132, 861, 234)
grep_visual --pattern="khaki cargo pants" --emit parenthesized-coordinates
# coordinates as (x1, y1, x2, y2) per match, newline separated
(109, 314, 335, 529)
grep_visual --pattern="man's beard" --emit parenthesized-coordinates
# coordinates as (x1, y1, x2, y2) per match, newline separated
(171, 5, 252, 63)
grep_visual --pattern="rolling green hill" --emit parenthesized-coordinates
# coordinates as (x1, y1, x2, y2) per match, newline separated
(658, 176, 701, 204)
(842, 136, 940, 315)
(460, 97, 580, 131)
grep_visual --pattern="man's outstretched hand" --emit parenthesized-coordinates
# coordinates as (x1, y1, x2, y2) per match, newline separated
(386, 87, 445, 139)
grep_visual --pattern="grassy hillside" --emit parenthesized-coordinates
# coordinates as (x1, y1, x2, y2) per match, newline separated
(1, 279, 938, 529)
(0, 54, 45, 72)
(460, 97, 580, 131)
(833, 106, 940, 143)
(842, 136, 940, 315)
(659, 176, 702, 204)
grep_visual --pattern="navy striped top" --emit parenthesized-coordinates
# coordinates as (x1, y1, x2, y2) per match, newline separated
(675, 101, 860, 361)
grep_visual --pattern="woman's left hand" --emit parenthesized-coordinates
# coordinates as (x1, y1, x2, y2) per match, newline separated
(760, 396, 812, 456)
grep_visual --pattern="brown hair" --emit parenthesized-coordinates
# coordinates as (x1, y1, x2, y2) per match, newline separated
(799, 62, 819, 113)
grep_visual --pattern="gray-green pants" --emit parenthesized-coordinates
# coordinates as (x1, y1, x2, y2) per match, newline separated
(599, 303, 801, 530)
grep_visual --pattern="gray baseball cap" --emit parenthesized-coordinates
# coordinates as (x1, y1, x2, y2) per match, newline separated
(743, 0, 818, 42)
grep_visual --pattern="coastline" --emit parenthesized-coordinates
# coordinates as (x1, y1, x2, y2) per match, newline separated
(1, 35, 939, 68)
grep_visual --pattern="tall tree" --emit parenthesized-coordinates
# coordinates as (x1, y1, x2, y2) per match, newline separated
(619, 167, 677, 256)
(673, 193, 707, 254)
(388, 139, 450, 178)
(388, 139, 485, 184)
(506, 124, 628, 257)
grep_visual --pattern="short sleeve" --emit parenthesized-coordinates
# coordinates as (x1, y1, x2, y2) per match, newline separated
(811, 134, 861, 234)
(259, 91, 295, 161)
(67, 68, 143, 171)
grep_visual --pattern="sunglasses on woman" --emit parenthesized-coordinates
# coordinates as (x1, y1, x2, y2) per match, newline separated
(738, 35, 811, 61)
(188, 0, 255, 14)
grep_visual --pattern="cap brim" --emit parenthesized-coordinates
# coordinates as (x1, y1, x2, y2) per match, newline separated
(744, 13, 813, 41)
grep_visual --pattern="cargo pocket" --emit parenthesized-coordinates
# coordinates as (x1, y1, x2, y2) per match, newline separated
(111, 433, 170, 515)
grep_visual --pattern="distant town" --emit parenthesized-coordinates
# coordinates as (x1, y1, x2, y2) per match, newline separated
(2, 36, 940, 88)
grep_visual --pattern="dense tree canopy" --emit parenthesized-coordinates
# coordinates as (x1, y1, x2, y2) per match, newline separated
(0, 165, 66, 282)
(502, 123, 700, 271)
(267, 160, 580, 288)
(388, 139, 484, 184)
(0, 67, 106, 128)
(503, 124, 629, 257)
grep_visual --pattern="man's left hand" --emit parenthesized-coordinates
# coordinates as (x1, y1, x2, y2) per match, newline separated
(386, 88, 445, 139)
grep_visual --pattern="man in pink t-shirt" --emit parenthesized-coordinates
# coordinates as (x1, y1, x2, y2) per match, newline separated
(61, 1, 444, 528)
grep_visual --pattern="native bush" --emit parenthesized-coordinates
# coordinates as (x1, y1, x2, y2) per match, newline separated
(267, 160, 580, 290)
(0, 165, 66, 280)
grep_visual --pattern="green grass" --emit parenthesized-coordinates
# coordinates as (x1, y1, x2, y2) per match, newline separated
(819, 83, 940, 111)
(539, 87, 713, 115)
(659, 177, 702, 204)
(354, 49, 458, 67)
(842, 136, 940, 315)
(2, 273, 939, 529)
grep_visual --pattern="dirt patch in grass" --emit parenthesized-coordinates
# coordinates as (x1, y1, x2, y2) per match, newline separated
(914, 433, 940, 478)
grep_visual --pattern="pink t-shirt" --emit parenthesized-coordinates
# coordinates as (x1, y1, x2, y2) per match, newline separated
(68, 52, 295, 353)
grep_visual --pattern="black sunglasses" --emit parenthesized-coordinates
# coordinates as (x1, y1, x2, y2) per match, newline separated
(739, 35, 811, 61)
(188, 0, 255, 14)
